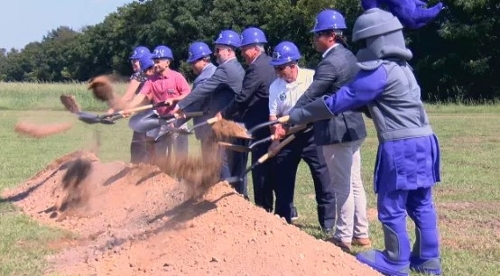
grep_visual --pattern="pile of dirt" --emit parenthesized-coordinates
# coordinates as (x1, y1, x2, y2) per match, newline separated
(2, 151, 380, 276)
(212, 119, 252, 140)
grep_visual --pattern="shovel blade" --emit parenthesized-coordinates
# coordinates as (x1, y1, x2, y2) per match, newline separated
(77, 112, 102, 124)
(168, 128, 193, 135)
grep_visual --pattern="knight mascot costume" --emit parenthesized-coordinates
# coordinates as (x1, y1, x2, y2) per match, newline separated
(287, 3, 444, 275)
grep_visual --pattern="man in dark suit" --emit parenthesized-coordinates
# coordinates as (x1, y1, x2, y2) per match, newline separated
(174, 30, 245, 180)
(217, 27, 276, 210)
(290, 9, 370, 251)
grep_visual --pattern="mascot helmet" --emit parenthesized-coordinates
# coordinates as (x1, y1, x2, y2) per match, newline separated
(352, 8, 412, 62)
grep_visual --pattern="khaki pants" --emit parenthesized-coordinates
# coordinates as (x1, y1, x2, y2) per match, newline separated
(322, 139, 369, 242)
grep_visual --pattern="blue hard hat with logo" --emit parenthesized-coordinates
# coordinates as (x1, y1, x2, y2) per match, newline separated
(214, 30, 241, 48)
(139, 54, 154, 72)
(240, 27, 268, 47)
(129, 46, 150, 60)
(151, 45, 174, 60)
(187, 42, 212, 63)
(269, 41, 301, 66)
(311, 9, 347, 33)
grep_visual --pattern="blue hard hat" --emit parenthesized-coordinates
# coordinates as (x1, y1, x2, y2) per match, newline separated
(214, 30, 241, 48)
(311, 9, 347, 33)
(139, 54, 154, 72)
(240, 27, 268, 47)
(269, 41, 301, 66)
(151, 45, 174, 60)
(129, 46, 150, 60)
(187, 42, 212, 63)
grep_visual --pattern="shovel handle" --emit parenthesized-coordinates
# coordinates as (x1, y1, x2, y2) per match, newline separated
(286, 124, 307, 135)
(257, 134, 296, 163)
(183, 111, 204, 118)
(278, 115, 290, 123)
(249, 135, 274, 149)
(206, 117, 220, 124)
(117, 101, 172, 116)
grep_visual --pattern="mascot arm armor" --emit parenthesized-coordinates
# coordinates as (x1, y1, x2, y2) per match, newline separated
(324, 66, 387, 115)
(288, 66, 387, 125)
(361, 0, 444, 29)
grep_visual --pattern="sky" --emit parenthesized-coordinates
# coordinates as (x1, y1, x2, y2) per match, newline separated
(0, 0, 136, 50)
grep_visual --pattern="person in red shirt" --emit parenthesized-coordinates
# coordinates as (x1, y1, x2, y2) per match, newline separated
(125, 45, 191, 161)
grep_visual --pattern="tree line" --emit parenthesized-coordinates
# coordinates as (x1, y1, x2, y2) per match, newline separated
(0, 0, 498, 102)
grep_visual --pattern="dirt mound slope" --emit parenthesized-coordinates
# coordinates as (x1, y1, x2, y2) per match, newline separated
(2, 151, 379, 276)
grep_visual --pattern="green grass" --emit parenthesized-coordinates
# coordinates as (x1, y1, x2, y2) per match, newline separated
(0, 82, 127, 112)
(1, 82, 500, 275)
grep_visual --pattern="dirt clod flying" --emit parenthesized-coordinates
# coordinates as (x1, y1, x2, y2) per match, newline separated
(14, 121, 73, 138)
(60, 94, 81, 113)
(87, 75, 115, 102)
(87, 75, 125, 110)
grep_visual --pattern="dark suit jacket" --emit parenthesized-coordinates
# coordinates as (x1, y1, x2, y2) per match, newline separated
(178, 58, 245, 139)
(293, 44, 367, 145)
(221, 54, 276, 139)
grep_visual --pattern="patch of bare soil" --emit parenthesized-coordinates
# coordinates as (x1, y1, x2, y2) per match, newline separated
(2, 151, 380, 276)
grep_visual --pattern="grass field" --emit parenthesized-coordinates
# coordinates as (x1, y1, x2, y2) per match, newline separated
(1, 82, 500, 275)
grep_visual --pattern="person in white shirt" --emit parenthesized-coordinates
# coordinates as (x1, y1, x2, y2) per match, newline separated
(268, 41, 335, 231)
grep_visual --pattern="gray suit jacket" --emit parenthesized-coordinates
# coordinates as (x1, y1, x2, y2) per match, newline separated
(293, 44, 367, 145)
(178, 58, 245, 139)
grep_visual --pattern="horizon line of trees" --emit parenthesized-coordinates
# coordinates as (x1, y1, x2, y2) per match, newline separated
(0, 0, 499, 102)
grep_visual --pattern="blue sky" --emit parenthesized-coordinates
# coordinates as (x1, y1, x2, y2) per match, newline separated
(0, 0, 135, 50)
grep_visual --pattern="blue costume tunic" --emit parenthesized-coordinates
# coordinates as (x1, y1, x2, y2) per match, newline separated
(318, 65, 441, 193)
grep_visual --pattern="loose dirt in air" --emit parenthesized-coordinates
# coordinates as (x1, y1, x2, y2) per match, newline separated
(60, 94, 82, 114)
(2, 151, 380, 276)
(14, 121, 74, 138)
(212, 119, 251, 140)
(87, 75, 125, 110)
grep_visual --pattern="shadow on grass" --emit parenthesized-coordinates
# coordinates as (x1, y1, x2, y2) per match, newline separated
(0, 162, 70, 204)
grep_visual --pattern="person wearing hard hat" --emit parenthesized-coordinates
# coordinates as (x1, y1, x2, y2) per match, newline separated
(125, 45, 191, 162)
(287, 8, 442, 276)
(288, 9, 371, 252)
(185, 41, 217, 143)
(113, 46, 151, 164)
(217, 27, 276, 210)
(173, 30, 245, 182)
(267, 41, 335, 233)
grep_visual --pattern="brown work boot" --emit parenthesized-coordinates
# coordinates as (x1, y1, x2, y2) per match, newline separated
(352, 237, 372, 248)
(330, 238, 352, 253)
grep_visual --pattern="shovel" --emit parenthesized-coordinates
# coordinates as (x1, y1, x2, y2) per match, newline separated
(128, 110, 204, 133)
(167, 116, 220, 135)
(218, 124, 308, 153)
(245, 115, 290, 137)
(224, 134, 296, 185)
(77, 101, 172, 125)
